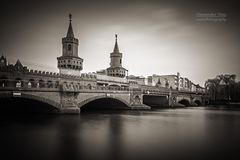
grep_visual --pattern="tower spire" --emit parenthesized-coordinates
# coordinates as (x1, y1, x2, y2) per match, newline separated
(69, 13, 72, 22)
(67, 14, 74, 37)
(107, 34, 127, 78)
(113, 34, 119, 53)
(58, 13, 83, 76)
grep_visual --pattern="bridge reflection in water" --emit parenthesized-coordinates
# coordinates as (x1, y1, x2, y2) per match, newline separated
(0, 107, 239, 160)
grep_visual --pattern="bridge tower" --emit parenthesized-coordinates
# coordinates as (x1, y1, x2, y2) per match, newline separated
(57, 14, 83, 76)
(107, 34, 127, 78)
(0, 54, 7, 67)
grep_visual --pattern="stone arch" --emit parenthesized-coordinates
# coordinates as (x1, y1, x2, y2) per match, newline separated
(55, 81, 60, 88)
(47, 80, 53, 88)
(15, 77, 23, 87)
(78, 95, 131, 109)
(178, 99, 190, 106)
(28, 79, 36, 88)
(39, 79, 45, 88)
(0, 92, 61, 113)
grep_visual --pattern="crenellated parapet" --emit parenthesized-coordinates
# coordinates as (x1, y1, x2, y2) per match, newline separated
(0, 58, 97, 91)
(27, 69, 60, 78)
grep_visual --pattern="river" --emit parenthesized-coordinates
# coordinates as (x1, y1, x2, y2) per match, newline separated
(0, 107, 240, 160)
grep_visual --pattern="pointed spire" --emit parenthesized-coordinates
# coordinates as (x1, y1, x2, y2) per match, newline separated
(15, 59, 23, 69)
(67, 14, 74, 38)
(113, 34, 120, 53)
(15, 59, 22, 66)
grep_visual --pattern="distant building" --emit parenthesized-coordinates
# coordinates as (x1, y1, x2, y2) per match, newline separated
(148, 74, 178, 89)
(143, 72, 203, 92)
(127, 75, 145, 85)
(106, 34, 128, 78)
(57, 14, 83, 76)
(0, 56, 27, 72)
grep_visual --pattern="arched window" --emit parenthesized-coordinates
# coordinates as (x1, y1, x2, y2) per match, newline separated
(68, 44, 72, 51)
(39, 80, 45, 88)
(29, 79, 35, 88)
(47, 80, 53, 88)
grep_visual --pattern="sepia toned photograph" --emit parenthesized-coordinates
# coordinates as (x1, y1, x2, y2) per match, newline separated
(0, 0, 239, 160)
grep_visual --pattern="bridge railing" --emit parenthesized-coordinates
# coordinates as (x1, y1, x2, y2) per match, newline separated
(61, 84, 131, 92)
(0, 78, 130, 92)
(0, 78, 205, 95)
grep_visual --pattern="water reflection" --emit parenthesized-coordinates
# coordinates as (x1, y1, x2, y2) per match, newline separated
(0, 107, 240, 160)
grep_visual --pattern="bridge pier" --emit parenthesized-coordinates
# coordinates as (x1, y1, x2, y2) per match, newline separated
(60, 106, 80, 114)
(130, 104, 151, 110)
(130, 93, 151, 109)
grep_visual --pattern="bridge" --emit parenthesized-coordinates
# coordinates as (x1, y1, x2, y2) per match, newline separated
(0, 15, 205, 114)
(0, 61, 205, 114)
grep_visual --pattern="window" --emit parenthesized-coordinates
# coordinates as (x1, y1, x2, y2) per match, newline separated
(120, 59, 122, 64)
(68, 44, 72, 51)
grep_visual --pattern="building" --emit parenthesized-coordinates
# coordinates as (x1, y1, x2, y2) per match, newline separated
(148, 74, 178, 89)
(107, 34, 127, 78)
(0, 55, 7, 67)
(143, 72, 203, 92)
(127, 75, 145, 85)
(57, 14, 83, 76)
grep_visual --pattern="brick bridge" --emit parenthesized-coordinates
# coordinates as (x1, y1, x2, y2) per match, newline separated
(0, 63, 205, 114)
(0, 15, 205, 114)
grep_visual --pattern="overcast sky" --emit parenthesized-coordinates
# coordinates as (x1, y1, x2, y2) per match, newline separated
(0, 0, 239, 86)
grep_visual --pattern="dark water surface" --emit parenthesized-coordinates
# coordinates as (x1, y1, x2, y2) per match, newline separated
(0, 107, 240, 160)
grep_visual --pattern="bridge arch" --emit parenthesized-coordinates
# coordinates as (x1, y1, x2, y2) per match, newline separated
(0, 92, 61, 113)
(28, 79, 36, 88)
(78, 96, 131, 111)
(178, 99, 190, 107)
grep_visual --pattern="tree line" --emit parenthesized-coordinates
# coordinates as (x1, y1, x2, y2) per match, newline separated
(205, 74, 240, 104)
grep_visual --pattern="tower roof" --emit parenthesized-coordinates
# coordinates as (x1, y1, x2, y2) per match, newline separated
(113, 34, 120, 53)
(0, 54, 5, 60)
(14, 59, 24, 70)
(66, 14, 74, 38)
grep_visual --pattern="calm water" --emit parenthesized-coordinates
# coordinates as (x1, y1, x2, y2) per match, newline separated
(0, 107, 240, 160)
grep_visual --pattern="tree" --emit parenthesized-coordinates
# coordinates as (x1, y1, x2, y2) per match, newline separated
(205, 74, 237, 103)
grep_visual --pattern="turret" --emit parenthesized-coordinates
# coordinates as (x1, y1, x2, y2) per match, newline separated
(57, 14, 83, 76)
(0, 54, 7, 67)
(107, 34, 127, 78)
